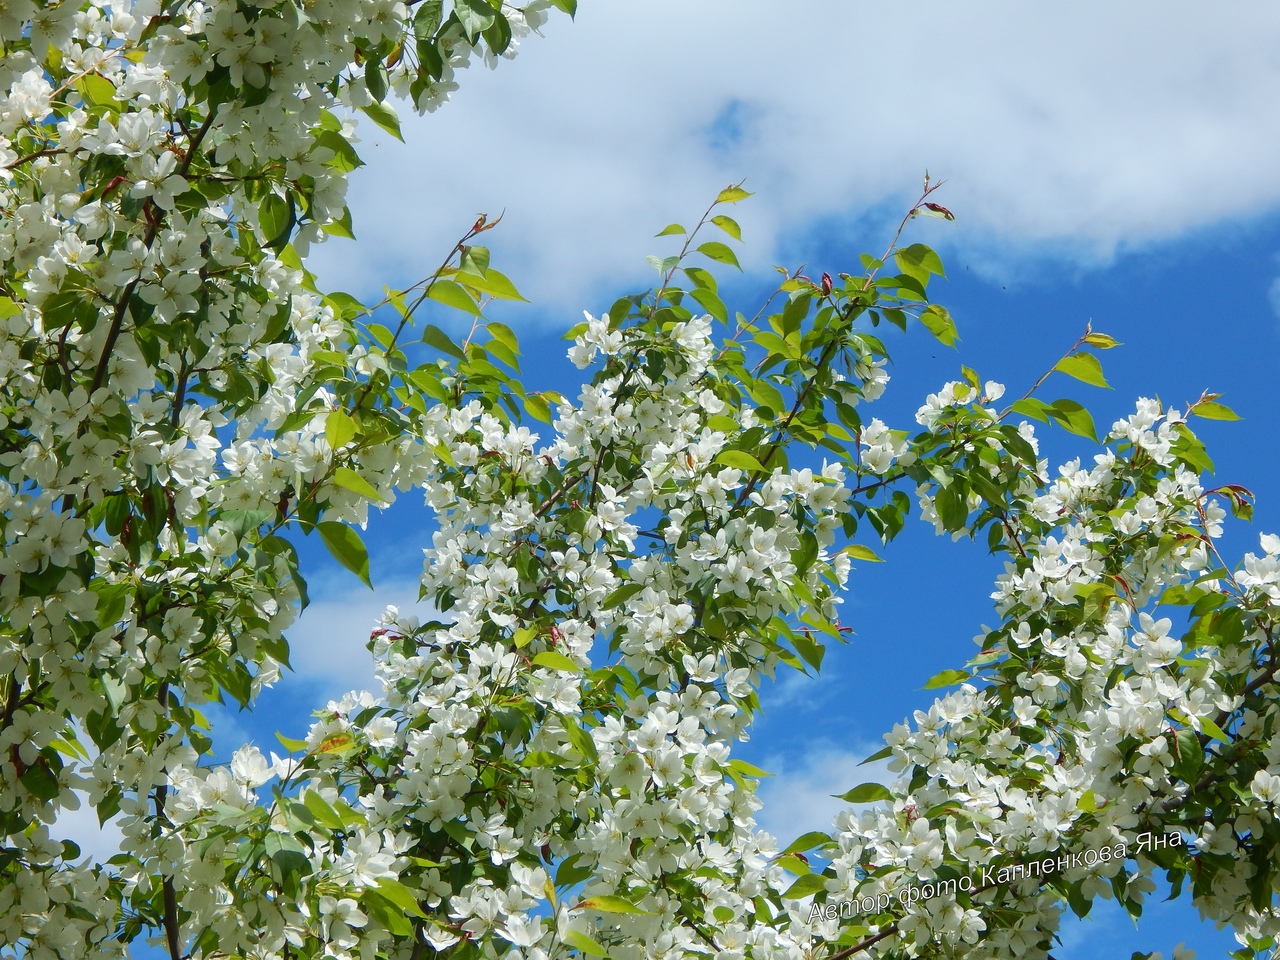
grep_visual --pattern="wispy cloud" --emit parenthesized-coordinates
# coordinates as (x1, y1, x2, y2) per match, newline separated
(754, 740, 896, 843)
(308, 2, 1280, 312)
(278, 573, 438, 703)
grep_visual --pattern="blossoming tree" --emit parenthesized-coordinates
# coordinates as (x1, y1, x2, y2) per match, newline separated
(2, 1, 1280, 959)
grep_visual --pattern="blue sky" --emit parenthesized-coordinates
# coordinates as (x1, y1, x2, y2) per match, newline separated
(66, 4, 1280, 957)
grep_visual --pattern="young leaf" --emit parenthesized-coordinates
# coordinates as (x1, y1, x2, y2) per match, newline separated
(1054, 352, 1111, 389)
(418, 328, 464, 365)
(1192, 401, 1241, 421)
(728, 759, 773, 778)
(782, 831, 834, 855)
(458, 268, 528, 301)
(858, 745, 893, 765)
(360, 101, 404, 141)
(776, 854, 811, 875)
(428, 280, 482, 316)
(842, 544, 883, 562)
(710, 214, 741, 240)
(332, 467, 386, 502)
(716, 185, 752, 203)
(715, 450, 767, 473)
(325, 410, 357, 450)
(531, 651, 581, 673)
(835, 782, 893, 803)
(1047, 399, 1098, 442)
(920, 304, 959, 347)
(1082, 331, 1120, 349)
(697, 241, 741, 270)
(922, 668, 970, 690)
(780, 874, 828, 899)
(572, 896, 652, 915)
(564, 931, 609, 957)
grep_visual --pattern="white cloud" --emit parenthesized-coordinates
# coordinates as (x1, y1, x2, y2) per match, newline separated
(53, 790, 126, 870)
(279, 573, 438, 703)
(308, 2, 1280, 312)
(1268, 275, 1280, 322)
(754, 740, 896, 844)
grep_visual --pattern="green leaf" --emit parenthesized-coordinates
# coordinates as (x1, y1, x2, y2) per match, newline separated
(688, 286, 727, 323)
(859, 745, 892, 765)
(716, 185, 752, 204)
(422, 324, 466, 359)
(728, 759, 773, 778)
(332, 467, 386, 502)
(275, 732, 308, 752)
(745, 374, 788, 411)
(895, 242, 945, 277)
(321, 205, 356, 239)
(362, 892, 413, 936)
(572, 896, 652, 915)
(20, 762, 59, 801)
(1172, 727, 1202, 784)
(565, 931, 609, 958)
(317, 521, 372, 588)
(792, 632, 824, 672)
(1192, 401, 1241, 421)
(782, 831, 833, 855)
(326, 410, 356, 450)
(360, 101, 404, 141)
(696, 241, 741, 270)
(934, 481, 969, 532)
(919, 304, 959, 347)
(512, 626, 536, 648)
(413, 0, 443, 38)
(365, 58, 388, 102)
(39, 291, 97, 332)
(524, 392, 553, 423)
(1047, 399, 1098, 442)
(221, 509, 272, 540)
(1082, 331, 1120, 349)
(780, 874, 828, 900)
(259, 193, 295, 249)
(1009, 397, 1051, 423)
(428, 280, 481, 316)
(835, 782, 893, 803)
(455, 0, 496, 38)
(531, 651, 581, 673)
(482, 8, 512, 53)
(655, 223, 685, 237)
(602, 581, 645, 610)
(76, 73, 118, 106)
(303, 790, 346, 829)
(715, 450, 767, 473)
(265, 833, 312, 894)
(457, 268, 527, 301)
(1170, 426, 1215, 475)
(555, 853, 592, 887)
(1199, 715, 1230, 743)
(842, 544, 882, 562)
(710, 215, 741, 240)
(1054, 352, 1111, 389)
(922, 668, 970, 690)
(1076, 789, 1097, 812)
(374, 878, 428, 918)
(776, 854, 811, 875)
